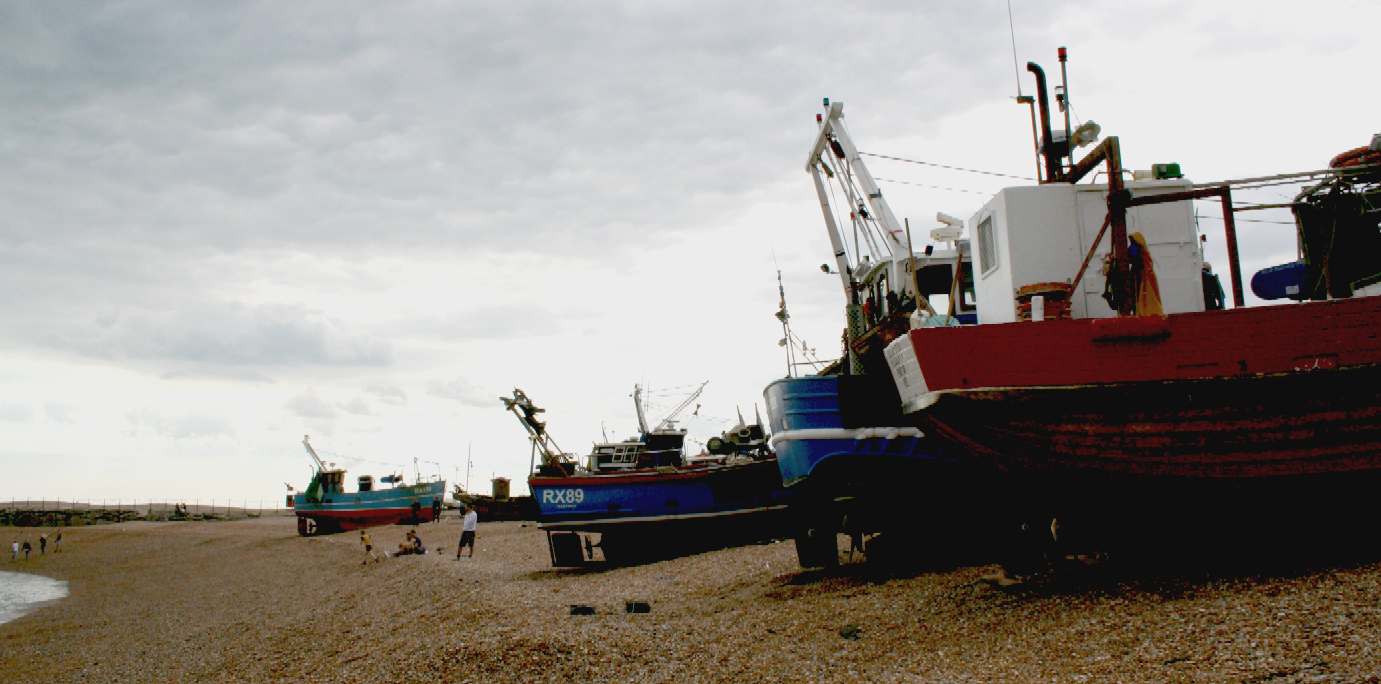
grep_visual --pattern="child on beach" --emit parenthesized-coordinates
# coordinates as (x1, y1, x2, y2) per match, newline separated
(22, 540, 32, 560)
(360, 530, 380, 564)
(38, 533, 47, 555)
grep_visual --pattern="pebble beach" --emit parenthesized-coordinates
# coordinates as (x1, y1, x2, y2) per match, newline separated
(2, 517, 1380, 683)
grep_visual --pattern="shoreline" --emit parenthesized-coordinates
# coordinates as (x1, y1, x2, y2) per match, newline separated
(0, 570, 69, 626)
(2, 517, 1380, 683)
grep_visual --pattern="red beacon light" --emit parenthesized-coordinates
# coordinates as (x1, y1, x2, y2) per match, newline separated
(816, 113, 823, 123)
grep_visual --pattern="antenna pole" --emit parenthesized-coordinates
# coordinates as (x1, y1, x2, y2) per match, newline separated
(1058, 46, 1073, 171)
(777, 270, 794, 377)
(1007, 0, 1023, 98)
(466, 443, 472, 492)
(1008, 1, 1042, 181)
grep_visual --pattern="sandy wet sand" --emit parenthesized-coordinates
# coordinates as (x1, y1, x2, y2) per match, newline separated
(1, 517, 1379, 683)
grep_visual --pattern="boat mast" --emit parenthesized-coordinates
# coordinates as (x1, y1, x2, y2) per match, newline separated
(301, 435, 328, 472)
(776, 269, 796, 377)
(808, 101, 932, 372)
(633, 384, 650, 435)
(500, 389, 570, 473)
(808, 101, 911, 279)
(653, 381, 708, 432)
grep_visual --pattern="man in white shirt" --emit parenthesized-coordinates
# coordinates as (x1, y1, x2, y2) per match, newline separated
(456, 505, 478, 559)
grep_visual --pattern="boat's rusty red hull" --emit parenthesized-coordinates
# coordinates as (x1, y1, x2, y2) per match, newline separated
(904, 296, 1381, 479)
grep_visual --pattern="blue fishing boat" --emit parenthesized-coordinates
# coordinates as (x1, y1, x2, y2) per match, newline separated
(765, 375, 927, 490)
(501, 387, 788, 566)
(290, 436, 446, 536)
(761, 99, 996, 568)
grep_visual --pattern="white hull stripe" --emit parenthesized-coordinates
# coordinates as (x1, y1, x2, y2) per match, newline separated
(769, 426, 924, 447)
(538, 504, 788, 531)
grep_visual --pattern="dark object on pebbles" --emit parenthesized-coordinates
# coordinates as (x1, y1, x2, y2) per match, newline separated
(839, 624, 862, 640)
(569, 604, 596, 616)
(625, 601, 651, 614)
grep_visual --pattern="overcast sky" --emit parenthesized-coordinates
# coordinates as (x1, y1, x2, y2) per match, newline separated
(2, 1, 1376, 504)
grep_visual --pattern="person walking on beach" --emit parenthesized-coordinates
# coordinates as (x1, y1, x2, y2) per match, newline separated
(456, 505, 478, 559)
(9, 539, 16, 561)
(38, 533, 47, 555)
(22, 540, 32, 560)
(54, 529, 62, 553)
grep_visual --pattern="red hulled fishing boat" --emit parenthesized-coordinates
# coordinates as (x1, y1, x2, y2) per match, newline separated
(881, 51, 1381, 487)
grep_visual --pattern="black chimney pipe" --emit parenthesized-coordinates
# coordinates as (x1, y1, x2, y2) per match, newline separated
(1027, 62, 1061, 183)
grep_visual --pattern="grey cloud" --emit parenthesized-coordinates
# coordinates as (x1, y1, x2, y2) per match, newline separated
(159, 367, 277, 383)
(0, 2, 1029, 375)
(96, 302, 387, 368)
(0, 403, 34, 422)
(286, 391, 338, 420)
(399, 304, 580, 342)
(0, 2, 1018, 256)
(0, 243, 391, 369)
(0, 240, 393, 372)
(126, 410, 235, 439)
(338, 397, 374, 416)
(427, 378, 494, 409)
(364, 383, 407, 406)
(165, 414, 235, 439)
(43, 403, 74, 424)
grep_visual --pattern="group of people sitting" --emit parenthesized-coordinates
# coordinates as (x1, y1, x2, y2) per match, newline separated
(391, 529, 427, 557)
(357, 504, 477, 565)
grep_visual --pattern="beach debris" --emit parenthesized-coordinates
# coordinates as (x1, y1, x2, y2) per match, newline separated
(839, 623, 862, 640)
(569, 604, 596, 616)
(625, 601, 651, 614)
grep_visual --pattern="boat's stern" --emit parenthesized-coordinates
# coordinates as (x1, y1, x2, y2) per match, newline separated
(883, 333, 936, 414)
(763, 375, 930, 489)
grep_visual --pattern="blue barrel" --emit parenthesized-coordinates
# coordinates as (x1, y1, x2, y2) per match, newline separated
(1251, 261, 1306, 301)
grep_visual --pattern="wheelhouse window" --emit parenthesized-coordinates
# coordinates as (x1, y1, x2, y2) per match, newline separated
(977, 216, 997, 276)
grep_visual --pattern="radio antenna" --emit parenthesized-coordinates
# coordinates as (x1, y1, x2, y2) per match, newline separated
(1007, 0, 1023, 97)
(1008, 0, 1042, 181)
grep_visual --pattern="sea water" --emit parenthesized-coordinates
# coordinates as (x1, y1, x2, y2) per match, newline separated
(0, 571, 69, 625)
